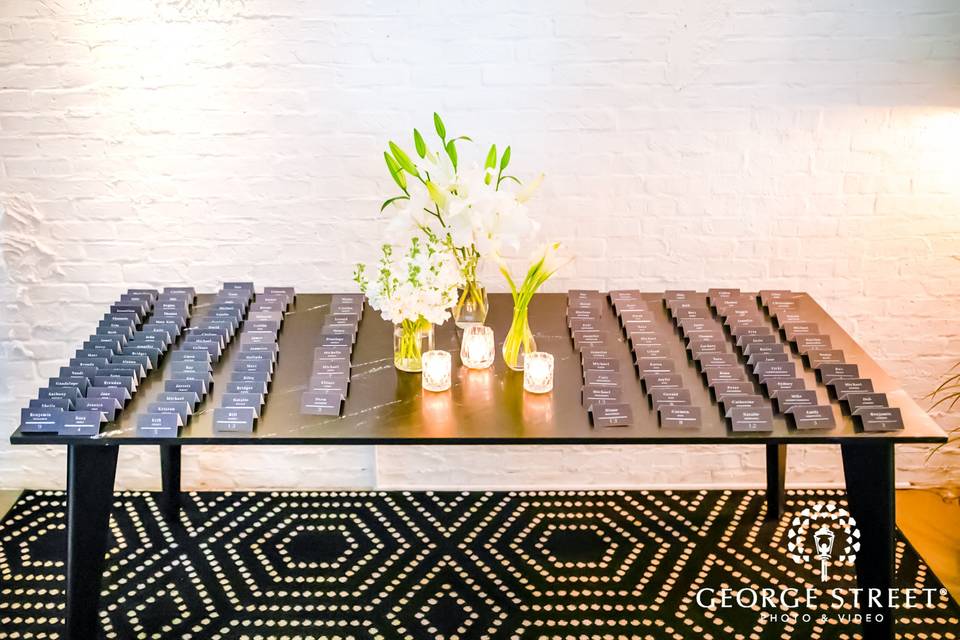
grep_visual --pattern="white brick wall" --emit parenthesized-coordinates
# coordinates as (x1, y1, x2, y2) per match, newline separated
(1, 0, 959, 491)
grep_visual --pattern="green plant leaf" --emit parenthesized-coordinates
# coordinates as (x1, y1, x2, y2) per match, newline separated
(380, 195, 409, 212)
(500, 145, 511, 171)
(389, 141, 419, 176)
(434, 112, 446, 140)
(445, 139, 458, 171)
(384, 151, 407, 191)
(413, 129, 426, 158)
(498, 174, 521, 187)
(485, 144, 497, 170)
(450, 135, 472, 142)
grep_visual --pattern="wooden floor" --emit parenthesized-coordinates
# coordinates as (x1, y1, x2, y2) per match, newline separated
(0, 488, 957, 601)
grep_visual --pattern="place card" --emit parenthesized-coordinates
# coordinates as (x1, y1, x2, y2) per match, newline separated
(581, 384, 622, 407)
(656, 406, 700, 429)
(742, 343, 785, 357)
(242, 343, 280, 360)
(704, 367, 748, 387)
(20, 408, 64, 433)
(608, 289, 642, 303)
(314, 346, 351, 362)
(584, 370, 621, 387)
(827, 378, 874, 400)
(761, 378, 806, 397)
(753, 362, 796, 380)
(76, 347, 113, 361)
(612, 299, 646, 315)
(673, 308, 709, 321)
(619, 309, 655, 323)
(794, 334, 832, 353)
(232, 370, 272, 385)
(712, 381, 754, 400)
(30, 397, 72, 411)
(746, 352, 790, 367)
(318, 334, 351, 348)
(728, 406, 775, 432)
(636, 358, 675, 375)
(664, 290, 698, 301)
(137, 413, 180, 437)
(758, 290, 796, 307)
(301, 391, 344, 416)
(729, 324, 772, 339)
(771, 389, 819, 413)
(86, 386, 131, 406)
(567, 307, 601, 324)
(237, 352, 276, 371)
(308, 375, 349, 395)
(95, 324, 133, 340)
(678, 319, 714, 338)
(632, 346, 670, 361)
(689, 341, 727, 360)
(579, 345, 618, 361)
(245, 321, 281, 335)
(570, 289, 602, 302)
(697, 353, 740, 370)
(112, 354, 153, 372)
(842, 392, 889, 413)
(641, 373, 683, 392)
(629, 334, 665, 350)
(816, 363, 860, 384)
(736, 334, 778, 351)
(170, 369, 213, 391)
(171, 361, 213, 377)
(312, 359, 350, 377)
(569, 318, 604, 334)
(97, 365, 143, 382)
(589, 403, 634, 428)
(572, 330, 609, 349)
(805, 350, 846, 369)
(48, 376, 89, 395)
(147, 401, 191, 424)
(781, 322, 819, 341)
(164, 378, 207, 398)
(583, 357, 619, 373)
(157, 392, 201, 410)
(650, 388, 692, 411)
(853, 407, 904, 431)
(221, 393, 264, 417)
(213, 407, 257, 432)
(707, 288, 741, 306)
(169, 350, 212, 365)
(718, 394, 766, 415)
(242, 331, 281, 346)
(92, 375, 136, 395)
(163, 286, 196, 298)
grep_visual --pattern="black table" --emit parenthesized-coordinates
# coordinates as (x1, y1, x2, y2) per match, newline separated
(10, 292, 947, 640)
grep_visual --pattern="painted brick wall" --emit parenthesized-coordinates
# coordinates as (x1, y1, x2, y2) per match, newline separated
(1, 0, 959, 491)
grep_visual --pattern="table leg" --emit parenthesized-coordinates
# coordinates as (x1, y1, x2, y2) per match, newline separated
(159, 445, 182, 519)
(65, 444, 119, 640)
(841, 441, 895, 640)
(765, 443, 787, 520)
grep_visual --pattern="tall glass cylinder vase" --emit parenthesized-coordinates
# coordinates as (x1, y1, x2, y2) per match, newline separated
(393, 318, 435, 373)
(501, 301, 537, 371)
(452, 279, 489, 328)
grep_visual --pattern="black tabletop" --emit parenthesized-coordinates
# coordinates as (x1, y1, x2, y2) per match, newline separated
(9, 292, 947, 446)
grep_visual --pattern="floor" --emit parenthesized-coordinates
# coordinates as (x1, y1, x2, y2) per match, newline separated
(0, 487, 957, 602)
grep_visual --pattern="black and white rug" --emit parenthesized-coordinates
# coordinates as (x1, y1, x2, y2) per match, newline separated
(0, 489, 957, 639)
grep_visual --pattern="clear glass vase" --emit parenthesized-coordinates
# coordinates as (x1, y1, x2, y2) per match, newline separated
(452, 280, 489, 328)
(501, 302, 537, 371)
(393, 319, 434, 373)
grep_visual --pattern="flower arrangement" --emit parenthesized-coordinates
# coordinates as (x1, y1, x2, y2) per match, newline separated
(354, 234, 462, 371)
(380, 113, 541, 326)
(498, 243, 571, 370)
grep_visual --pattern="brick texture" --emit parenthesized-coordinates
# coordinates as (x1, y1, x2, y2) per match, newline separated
(1, 0, 959, 490)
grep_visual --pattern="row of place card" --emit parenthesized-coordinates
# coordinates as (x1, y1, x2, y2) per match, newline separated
(22, 287, 193, 436)
(300, 294, 364, 416)
(759, 291, 903, 432)
(211, 286, 294, 433)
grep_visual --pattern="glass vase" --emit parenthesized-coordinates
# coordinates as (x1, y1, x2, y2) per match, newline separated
(393, 319, 434, 373)
(452, 280, 489, 328)
(501, 302, 537, 371)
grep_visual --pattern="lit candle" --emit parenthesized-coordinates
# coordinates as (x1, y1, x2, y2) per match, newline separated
(523, 352, 554, 394)
(422, 350, 452, 392)
(460, 324, 495, 369)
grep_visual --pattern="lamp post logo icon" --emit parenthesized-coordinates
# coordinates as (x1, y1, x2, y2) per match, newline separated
(786, 502, 860, 582)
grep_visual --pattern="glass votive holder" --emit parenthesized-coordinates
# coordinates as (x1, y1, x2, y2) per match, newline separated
(421, 350, 452, 392)
(523, 352, 554, 394)
(460, 324, 495, 369)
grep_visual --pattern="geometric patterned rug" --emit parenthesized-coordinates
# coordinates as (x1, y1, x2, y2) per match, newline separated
(0, 490, 957, 639)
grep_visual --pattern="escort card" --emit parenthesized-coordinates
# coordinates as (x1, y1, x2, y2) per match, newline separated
(689, 341, 727, 360)
(785, 405, 835, 430)
(572, 330, 608, 349)
(567, 307, 601, 324)
(248, 311, 284, 325)
(816, 363, 860, 384)
(584, 370, 621, 387)
(226, 381, 269, 396)
(632, 346, 670, 361)
(746, 352, 789, 367)
(728, 406, 775, 432)
(753, 362, 796, 380)
(650, 388, 692, 411)
(318, 334, 351, 348)
(827, 378, 874, 400)
(314, 346, 351, 362)
(589, 403, 633, 428)
(636, 358, 675, 375)
(313, 359, 351, 377)
(706, 288, 741, 306)
(697, 353, 740, 370)
(736, 334, 777, 351)
(112, 354, 152, 373)
(93, 375, 136, 394)
(712, 381, 754, 400)
(718, 394, 766, 415)
(854, 407, 904, 431)
(805, 350, 846, 369)
(743, 342, 785, 356)
(762, 378, 806, 397)
(608, 289, 642, 303)
(242, 343, 280, 360)
(182, 341, 222, 361)
(569, 318, 604, 334)
(758, 290, 796, 307)
(137, 413, 180, 437)
(171, 361, 213, 377)
(570, 289, 602, 302)
(664, 290, 697, 301)
(48, 376, 88, 395)
(213, 407, 257, 432)
(30, 397, 72, 411)
(301, 391, 344, 416)
(581, 384, 622, 407)
(642, 373, 683, 392)
(20, 408, 64, 433)
(629, 334, 665, 349)
(157, 391, 201, 409)
(330, 302, 363, 316)
(781, 322, 819, 341)
(86, 386, 131, 405)
(169, 350, 212, 365)
(842, 392, 889, 413)
(771, 389, 819, 413)
(147, 402, 191, 424)
(704, 367, 747, 387)
(308, 375, 349, 395)
(246, 320, 281, 334)
(659, 406, 702, 429)
(164, 378, 207, 397)
(241, 331, 280, 346)
(583, 357, 619, 373)
(122, 346, 161, 368)
(170, 369, 213, 390)
(237, 352, 276, 372)
(221, 393, 264, 417)
(232, 370, 272, 385)
(729, 324, 772, 339)
(794, 334, 832, 353)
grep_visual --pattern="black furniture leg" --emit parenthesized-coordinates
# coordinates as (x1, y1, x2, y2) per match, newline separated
(765, 443, 787, 520)
(65, 444, 119, 640)
(159, 445, 182, 519)
(841, 441, 895, 640)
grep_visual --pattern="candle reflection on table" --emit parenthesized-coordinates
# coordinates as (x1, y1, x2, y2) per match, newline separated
(421, 390, 454, 432)
(522, 391, 554, 424)
(460, 367, 494, 404)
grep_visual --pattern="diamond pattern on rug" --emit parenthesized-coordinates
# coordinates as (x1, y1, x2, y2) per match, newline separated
(0, 489, 956, 639)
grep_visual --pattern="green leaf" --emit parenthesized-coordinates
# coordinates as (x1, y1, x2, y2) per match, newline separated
(445, 139, 458, 171)
(434, 112, 446, 140)
(413, 129, 426, 158)
(497, 174, 521, 187)
(380, 195, 409, 212)
(485, 144, 497, 170)
(384, 151, 407, 191)
(500, 146, 511, 171)
(389, 141, 419, 176)
(450, 135, 472, 143)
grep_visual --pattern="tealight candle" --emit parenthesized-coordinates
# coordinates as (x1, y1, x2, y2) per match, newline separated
(460, 325, 495, 369)
(523, 352, 554, 394)
(421, 350, 452, 392)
